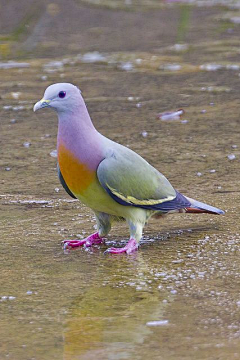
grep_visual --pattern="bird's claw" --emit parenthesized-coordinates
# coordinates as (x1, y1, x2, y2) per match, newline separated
(104, 238, 139, 255)
(63, 239, 86, 249)
(62, 232, 103, 250)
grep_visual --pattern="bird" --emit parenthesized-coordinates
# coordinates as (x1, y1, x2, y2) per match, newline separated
(33, 83, 224, 254)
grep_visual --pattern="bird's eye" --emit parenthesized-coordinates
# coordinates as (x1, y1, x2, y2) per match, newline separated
(58, 91, 66, 99)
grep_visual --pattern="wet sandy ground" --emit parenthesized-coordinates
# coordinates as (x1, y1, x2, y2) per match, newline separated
(0, 1, 240, 359)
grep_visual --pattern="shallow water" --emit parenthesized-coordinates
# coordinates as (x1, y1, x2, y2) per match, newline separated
(1, 1, 240, 359)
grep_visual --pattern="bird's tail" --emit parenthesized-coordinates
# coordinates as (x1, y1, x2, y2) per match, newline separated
(184, 196, 225, 215)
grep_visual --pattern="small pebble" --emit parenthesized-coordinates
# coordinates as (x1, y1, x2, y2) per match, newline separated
(50, 149, 57, 158)
(13, 105, 24, 111)
(146, 320, 169, 326)
(161, 63, 182, 71)
(136, 103, 142, 108)
(172, 259, 183, 264)
(209, 169, 216, 173)
(135, 58, 142, 64)
(10, 119, 16, 123)
(141, 131, 148, 138)
(55, 187, 60, 193)
(196, 172, 202, 177)
(11, 92, 21, 99)
(157, 109, 184, 121)
(5, 167, 11, 171)
(119, 62, 134, 71)
(1, 295, 15, 301)
(26, 291, 33, 295)
(200, 64, 223, 71)
(228, 154, 236, 160)
(231, 145, 237, 149)
(23, 142, 31, 148)
(79, 52, 106, 64)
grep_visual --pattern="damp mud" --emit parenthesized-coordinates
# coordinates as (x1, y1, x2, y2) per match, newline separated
(0, 1, 240, 359)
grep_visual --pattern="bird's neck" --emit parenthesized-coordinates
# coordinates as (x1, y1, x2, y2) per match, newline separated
(57, 106, 103, 168)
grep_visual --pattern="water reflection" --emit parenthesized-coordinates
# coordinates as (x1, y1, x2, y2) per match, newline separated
(63, 253, 168, 360)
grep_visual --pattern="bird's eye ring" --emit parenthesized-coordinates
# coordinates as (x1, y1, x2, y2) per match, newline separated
(58, 91, 66, 99)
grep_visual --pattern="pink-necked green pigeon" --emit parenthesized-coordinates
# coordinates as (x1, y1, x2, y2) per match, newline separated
(33, 83, 224, 254)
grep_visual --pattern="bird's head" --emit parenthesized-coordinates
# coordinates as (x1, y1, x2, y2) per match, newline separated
(33, 83, 82, 113)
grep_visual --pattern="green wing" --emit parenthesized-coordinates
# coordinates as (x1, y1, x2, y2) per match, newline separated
(97, 147, 176, 208)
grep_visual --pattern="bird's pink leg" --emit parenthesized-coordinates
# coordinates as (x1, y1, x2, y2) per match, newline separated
(105, 238, 139, 255)
(63, 232, 103, 249)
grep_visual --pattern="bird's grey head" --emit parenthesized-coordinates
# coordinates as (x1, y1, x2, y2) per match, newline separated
(33, 83, 82, 113)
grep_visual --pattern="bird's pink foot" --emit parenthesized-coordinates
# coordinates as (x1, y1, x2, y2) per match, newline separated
(105, 238, 139, 255)
(63, 232, 103, 249)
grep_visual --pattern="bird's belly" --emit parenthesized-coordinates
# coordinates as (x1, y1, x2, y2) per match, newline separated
(76, 181, 129, 217)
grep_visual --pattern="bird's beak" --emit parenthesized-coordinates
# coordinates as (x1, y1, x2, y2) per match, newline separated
(33, 99, 51, 112)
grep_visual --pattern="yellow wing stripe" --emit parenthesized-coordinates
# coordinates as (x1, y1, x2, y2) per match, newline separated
(106, 184, 175, 206)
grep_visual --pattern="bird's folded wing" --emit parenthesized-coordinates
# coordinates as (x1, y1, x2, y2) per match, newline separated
(97, 150, 189, 211)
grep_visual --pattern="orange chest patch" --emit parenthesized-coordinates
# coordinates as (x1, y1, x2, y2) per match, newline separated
(58, 144, 95, 195)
